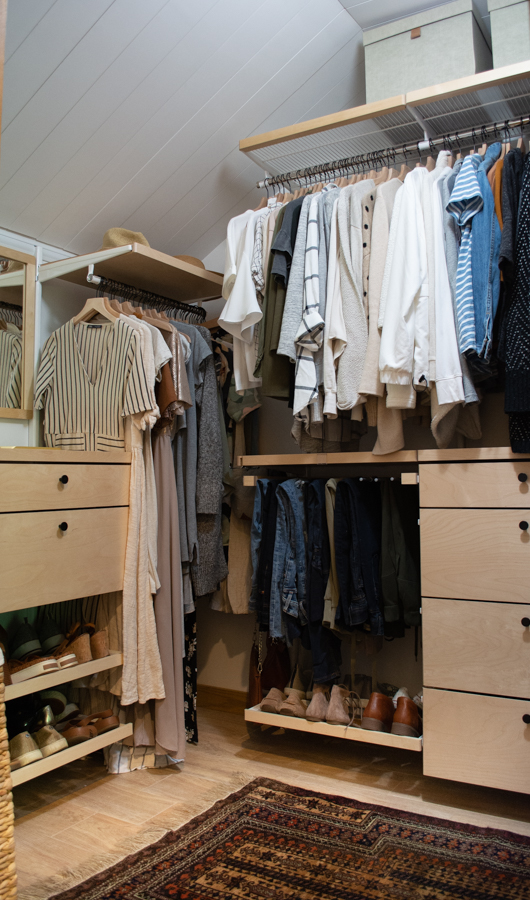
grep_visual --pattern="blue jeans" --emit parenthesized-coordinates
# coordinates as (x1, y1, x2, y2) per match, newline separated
(334, 479, 384, 636)
(269, 479, 307, 639)
(249, 478, 270, 613)
(470, 141, 502, 367)
(305, 480, 330, 624)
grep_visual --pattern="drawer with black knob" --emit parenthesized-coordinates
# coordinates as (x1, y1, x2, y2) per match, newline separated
(423, 597, 530, 697)
(419, 461, 530, 508)
(0, 507, 128, 611)
(423, 688, 530, 794)
(420, 508, 530, 604)
(0, 463, 129, 512)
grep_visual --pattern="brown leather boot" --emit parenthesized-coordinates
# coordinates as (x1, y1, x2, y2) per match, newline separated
(391, 696, 422, 737)
(361, 692, 395, 733)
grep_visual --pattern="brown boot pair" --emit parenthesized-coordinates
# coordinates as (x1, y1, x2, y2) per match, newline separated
(361, 692, 422, 737)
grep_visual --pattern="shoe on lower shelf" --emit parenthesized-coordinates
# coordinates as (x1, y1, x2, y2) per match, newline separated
(260, 688, 285, 713)
(61, 723, 98, 746)
(306, 683, 330, 722)
(391, 696, 422, 738)
(361, 692, 395, 733)
(8, 655, 60, 684)
(9, 732, 43, 769)
(33, 724, 68, 758)
(278, 688, 307, 718)
(38, 690, 67, 717)
(56, 703, 80, 726)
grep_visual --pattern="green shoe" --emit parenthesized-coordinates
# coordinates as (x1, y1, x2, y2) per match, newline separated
(38, 690, 67, 717)
(11, 617, 41, 661)
(38, 613, 65, 654)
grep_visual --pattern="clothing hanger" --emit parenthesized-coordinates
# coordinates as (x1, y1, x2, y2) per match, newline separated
(517, 133, 526, 154)
(73, 296, 120, 324)
(253, 195, 268, 211)
(425, 156, 435, 171)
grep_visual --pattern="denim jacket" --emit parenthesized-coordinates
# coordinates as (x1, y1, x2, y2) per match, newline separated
(269, 479, 307, 638)
(471, 142, 502, 366)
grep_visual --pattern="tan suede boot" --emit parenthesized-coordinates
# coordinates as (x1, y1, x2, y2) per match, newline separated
(325, 684, 351, 726)
(260, 687, 286, 714)
(306, 683, 330, 722)
(278, 687, 306, 718)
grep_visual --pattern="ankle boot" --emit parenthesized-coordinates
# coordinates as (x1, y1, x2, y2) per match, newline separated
(361, 692, 395, 733)
(260, 687, 285, 714)
(278, 687, 306, 718)
(325, 684, 351, 726)
(391, 696, 422, 737)
(306, 683, 330, 722)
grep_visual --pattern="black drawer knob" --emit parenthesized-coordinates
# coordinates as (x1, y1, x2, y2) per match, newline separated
(59, 475, 69, 485)
(58, 522, 68, 532)
(523, 714, 530, 725)
(519, 473, 528, 483)
(519, 521, 529, 531)
(522, 617, 530, 627)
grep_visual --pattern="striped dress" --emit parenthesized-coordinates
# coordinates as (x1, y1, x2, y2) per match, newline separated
(0, 330, 22, 407)
(35, 318, 154, 450)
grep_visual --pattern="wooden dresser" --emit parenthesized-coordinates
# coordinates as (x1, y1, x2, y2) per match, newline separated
(0, 447, 131, 614)
(419, 448, 530, 794)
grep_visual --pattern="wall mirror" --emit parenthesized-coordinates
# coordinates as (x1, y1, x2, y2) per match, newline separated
(0, 245, 36, 419)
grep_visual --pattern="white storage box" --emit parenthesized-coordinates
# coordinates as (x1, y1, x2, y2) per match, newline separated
(363, 0, 492, 103)
(488, 0, 530, 68)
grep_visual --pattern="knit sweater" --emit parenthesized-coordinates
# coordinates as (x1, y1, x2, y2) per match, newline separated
(336, 180, 375, 411)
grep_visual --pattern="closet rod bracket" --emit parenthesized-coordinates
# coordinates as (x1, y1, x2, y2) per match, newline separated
(87, 264, 101, 286)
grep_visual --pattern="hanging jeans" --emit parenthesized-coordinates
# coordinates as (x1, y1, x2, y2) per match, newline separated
(470, 141, 502, 370)
(269, 479, 307, 639)
(334, 479, 384, 636)
(252, 480, 279, 629)
(303, 479, 341, 683)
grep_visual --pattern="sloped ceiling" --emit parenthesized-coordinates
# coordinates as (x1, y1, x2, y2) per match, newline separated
(0, 0, 489, 263)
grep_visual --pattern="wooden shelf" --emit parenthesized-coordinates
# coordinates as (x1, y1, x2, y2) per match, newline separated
(418, 447, 530, 463)
(239, 60, 530, 176)
(38, 243, 223, 304)
(0, 447, 131, 463)
(245, 707, 422, 752)
(238, 451, 418, 467)
(11, 723, 133, 787)
(5, 652, 123, 702)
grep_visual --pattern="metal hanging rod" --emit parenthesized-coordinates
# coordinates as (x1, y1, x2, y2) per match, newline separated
(86, 267, 206, 324)
(0, 299, 23, 311)
(256, 114, 530, 190)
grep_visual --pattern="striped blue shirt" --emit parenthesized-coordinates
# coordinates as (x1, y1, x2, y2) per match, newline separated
(447, 155, 482, 356)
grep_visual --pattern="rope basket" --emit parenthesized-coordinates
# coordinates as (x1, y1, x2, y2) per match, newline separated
(0, 650, 17, 900)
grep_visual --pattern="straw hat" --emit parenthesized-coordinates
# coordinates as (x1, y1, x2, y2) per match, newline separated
(174, 254, 205, 269)
(99, 228, 150, 250)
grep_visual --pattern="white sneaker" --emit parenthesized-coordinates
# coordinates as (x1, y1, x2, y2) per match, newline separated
(392, 686, 411, 709)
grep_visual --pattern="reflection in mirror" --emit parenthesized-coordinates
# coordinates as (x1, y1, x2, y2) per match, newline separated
(0, 254, 24, 409)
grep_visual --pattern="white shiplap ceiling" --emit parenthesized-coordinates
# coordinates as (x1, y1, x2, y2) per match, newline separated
(0, 0, 487, 263)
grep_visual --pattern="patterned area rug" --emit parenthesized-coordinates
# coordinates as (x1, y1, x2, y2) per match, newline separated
(51, 777, 530, 900)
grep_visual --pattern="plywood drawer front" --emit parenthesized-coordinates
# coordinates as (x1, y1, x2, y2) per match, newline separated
(420, 508, 530, 603)
(420, 461, 530, 508)
(0, 463, 130, 512)
(423, 597, 530, 696)
(0, 507, 128, 612)
(423, 689, 530, 794)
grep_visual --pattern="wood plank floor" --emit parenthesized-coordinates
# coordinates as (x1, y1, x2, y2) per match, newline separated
(12, 707, 530, 898)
